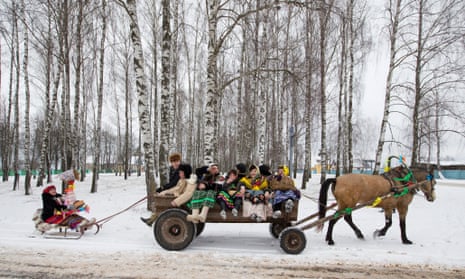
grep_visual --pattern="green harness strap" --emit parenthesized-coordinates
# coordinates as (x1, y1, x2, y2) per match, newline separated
(393, 171, 412, 182)
(394, 187, 409, 197)
(333, 207, 353, 219)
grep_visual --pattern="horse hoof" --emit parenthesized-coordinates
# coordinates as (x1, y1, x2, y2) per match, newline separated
(373, 230, 382, 238)
(327, 240, 335, 245)
(402, 239, 413, 245)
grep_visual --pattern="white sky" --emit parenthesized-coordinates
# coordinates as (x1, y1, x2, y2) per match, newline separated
(360, 1, 465, 163)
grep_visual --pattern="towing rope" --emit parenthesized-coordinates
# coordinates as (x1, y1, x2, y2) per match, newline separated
(95, 196, 147, 228)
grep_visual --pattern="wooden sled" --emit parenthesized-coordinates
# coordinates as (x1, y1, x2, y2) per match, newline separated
(32, 209, 99, 239)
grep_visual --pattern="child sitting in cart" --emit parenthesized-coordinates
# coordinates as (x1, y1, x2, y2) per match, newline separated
(140, 163, 197, 226)
(268, 165, 300, 218)
(216, 169, 245, 219)
(239, 164, 270, 222)
(186, 180, 216, 223)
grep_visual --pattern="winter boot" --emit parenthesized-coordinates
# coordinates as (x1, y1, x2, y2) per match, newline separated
(186, 209, 200, 223)
(140, 212, 158, 227)
(220, 210, 227, 219)
(198, 206, 210, 223)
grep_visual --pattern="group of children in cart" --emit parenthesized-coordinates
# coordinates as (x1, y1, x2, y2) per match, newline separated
(140, 152, 301, 225)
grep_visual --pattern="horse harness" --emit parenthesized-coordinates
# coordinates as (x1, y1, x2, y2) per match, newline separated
(381, 168, 434, 198)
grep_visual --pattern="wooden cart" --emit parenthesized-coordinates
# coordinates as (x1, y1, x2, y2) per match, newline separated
(151, 195, 300, 253)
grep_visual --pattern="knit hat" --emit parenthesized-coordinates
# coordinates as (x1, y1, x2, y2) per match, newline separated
(43, 185, 56, 194)
(236, 163, 247, 174)
(259, 164, 272, 176)
(169, 152, 182, 162)
(178, 164, 192, 178)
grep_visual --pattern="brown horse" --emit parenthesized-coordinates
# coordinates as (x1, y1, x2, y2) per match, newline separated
(318, 164, 436, 245)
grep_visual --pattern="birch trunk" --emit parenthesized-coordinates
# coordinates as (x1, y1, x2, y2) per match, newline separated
(80, 65, 87, 181)
(150, 2, 159, 178)
(12, 2, 20, 191)
(257, 14, 267, 165)
(302, 5, 315, 189)
(2, 56, 10, 179)
(373, 0, 402, 174)
(37, 5, 55, 186)
(73, 0, 84, 174)
(172, 0, 180, 152)
(318, 1, 334, 184)
(159, 0, 171, 187)
(336, 14, 346, 177)
(127, 0, 157, 209)
(204, 0, 219, 164)
(347, 0, 354, 173)
(21, 0, 32, 195)
(91, 0, 107, 193)
(410, 0, 424, 166)
(237, 29, 246, 163)
(59, 0, 72, 175)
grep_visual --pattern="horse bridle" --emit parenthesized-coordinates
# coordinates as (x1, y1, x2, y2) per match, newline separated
(417, 173, 436, 201)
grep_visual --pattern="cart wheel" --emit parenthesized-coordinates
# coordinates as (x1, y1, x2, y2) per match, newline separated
(279, 227, 306, 254)
(153, 208, 196, 251)
(196, 222, 205, 237)
(269, 222, 291, 239)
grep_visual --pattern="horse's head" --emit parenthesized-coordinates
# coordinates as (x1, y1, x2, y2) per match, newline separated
(411, 166, 436, 202)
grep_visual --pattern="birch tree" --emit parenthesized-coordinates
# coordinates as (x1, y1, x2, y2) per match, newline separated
(302, 3, 317, 189)
(159, 0, 171, 187)
(409, 0, 464, 165)
(345, 0, 355, 173)
(57, 1, 73, 175)
(36, 2, 57, 187)
(73, 0, 85, 178)
(336, 9, 347, 177)
(21, 0, 32, 195)
(204, 0, 280, 165)
(318, 0, 335, 184)
(12, 2, 20, 190)
(149, 2, 160, 177)
(373, 0, 404, 174)
(124, 0, 157, 209)
(1, 5, 16, 183)
(204, 0, 220, 164)
(91, 0, 107, 193)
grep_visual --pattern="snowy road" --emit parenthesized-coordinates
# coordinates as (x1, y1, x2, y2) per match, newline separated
(1, 174, 465, 278)
(1, 245, 464, 279)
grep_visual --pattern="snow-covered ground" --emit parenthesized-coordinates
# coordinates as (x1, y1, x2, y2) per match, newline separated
(0, 172, 464, 278)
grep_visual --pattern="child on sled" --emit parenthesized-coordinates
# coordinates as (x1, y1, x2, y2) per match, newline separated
(33, 185, 90, 233)
(33, 170, 95, 234)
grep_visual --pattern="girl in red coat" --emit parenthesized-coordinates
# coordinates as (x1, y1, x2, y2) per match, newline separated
(41, 185, 68, 224)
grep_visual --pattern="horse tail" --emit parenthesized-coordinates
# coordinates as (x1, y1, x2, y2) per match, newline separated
(318, 178, 336, 220)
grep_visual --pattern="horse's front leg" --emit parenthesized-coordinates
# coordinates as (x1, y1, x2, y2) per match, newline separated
(397, 206, 412, 244)
(373, 208, 393, 238)
(344, 214, 364, 240)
